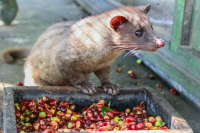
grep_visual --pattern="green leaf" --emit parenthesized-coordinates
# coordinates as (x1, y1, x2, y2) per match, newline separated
(101, 106, 112, 117)
(161, 122, 165, 127)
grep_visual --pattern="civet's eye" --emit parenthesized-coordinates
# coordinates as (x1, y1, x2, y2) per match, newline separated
(135, 30, 143, 37)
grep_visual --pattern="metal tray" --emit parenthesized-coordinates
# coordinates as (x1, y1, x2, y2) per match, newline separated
(3, 86, 192, 133)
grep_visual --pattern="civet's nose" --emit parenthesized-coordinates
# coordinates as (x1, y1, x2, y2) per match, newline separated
(156, 39, 165, 48)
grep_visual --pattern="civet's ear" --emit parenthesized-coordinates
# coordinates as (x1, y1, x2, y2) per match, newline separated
(136, 4, 151, 14)
(110, 16, 128, 31)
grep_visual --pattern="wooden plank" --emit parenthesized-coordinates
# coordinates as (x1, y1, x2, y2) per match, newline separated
(189, 0, 200, 52)
(170, 0, 185, 52)
(181, 0, 194, 46)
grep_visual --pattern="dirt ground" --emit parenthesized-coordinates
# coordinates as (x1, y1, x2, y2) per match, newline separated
(0, 0, 199, 132)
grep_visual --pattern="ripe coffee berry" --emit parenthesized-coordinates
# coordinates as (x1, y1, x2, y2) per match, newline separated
(15, 98, 168, 132)
(17, 82, 23, 86)
(170, 88, 178, 95)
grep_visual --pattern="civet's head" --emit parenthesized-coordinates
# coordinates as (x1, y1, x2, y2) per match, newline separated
(109, 4, 165, 52)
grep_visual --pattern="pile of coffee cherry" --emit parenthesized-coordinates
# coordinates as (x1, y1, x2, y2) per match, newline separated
(15, 97, 168, 132)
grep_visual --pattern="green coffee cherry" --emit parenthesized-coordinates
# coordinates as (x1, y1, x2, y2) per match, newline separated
(39, 112, 46, 118)
(20, 115, 25, 121)
(155, 116, 162, 121)
(155, 121, 161, 127)
(118, 121, 124, 125)
(26, 111, 30, 116)
(15, 103, 19, 106)
(114, 116, 120, 121)
(80, 129, 85, 132)
(137, 59, 142, 64)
